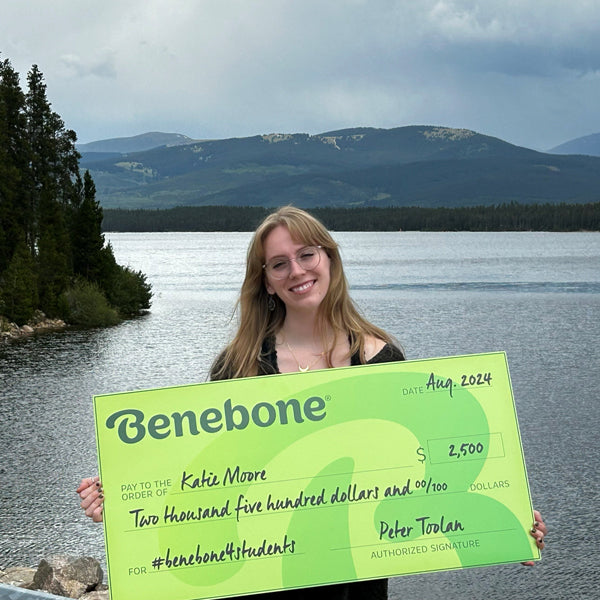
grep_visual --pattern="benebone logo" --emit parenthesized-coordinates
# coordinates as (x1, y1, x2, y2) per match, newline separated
(105, 396, 328, 444)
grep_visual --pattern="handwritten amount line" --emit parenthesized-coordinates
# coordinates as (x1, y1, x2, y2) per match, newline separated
(123, 487, 468, 534)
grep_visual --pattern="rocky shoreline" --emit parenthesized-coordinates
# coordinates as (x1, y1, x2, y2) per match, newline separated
(0, 556, 107, 599)
(0, 312, 67, 343)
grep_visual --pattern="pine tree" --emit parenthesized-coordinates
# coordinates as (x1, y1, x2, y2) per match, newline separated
(0, 57, 29, 275)
(71, 170, 108, 282)
(26, 65, 79, 242)
(25, 65, 81, 312)
(0, 237, 38, 324)
(37, 193, 71, 316)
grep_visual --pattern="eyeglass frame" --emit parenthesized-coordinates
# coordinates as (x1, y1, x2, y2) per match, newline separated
(262, 245, 323, 280)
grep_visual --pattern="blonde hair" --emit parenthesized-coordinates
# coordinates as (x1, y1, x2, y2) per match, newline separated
(210, 206, 394, 379)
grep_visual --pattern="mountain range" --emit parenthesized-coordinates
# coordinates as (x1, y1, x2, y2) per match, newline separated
(77, 131, 196, 154)
(548, 132, 600, 156)
(77, 126, 600, 209)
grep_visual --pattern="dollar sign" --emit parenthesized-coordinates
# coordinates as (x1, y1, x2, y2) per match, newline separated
(416, 446, 426, 463)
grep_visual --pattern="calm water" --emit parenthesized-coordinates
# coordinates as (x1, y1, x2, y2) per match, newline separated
(1, 231, 598, 599)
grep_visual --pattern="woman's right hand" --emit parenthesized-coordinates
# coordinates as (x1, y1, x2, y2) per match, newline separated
(76, 476, 104, 522)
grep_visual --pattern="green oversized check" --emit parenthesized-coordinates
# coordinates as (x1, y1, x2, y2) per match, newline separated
(94, 352, 539, 600)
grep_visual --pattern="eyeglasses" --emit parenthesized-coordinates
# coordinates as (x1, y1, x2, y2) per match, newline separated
(263, 246, 323, 280)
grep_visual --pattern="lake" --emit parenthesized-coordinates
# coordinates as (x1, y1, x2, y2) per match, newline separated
(0, 231, 598, 599)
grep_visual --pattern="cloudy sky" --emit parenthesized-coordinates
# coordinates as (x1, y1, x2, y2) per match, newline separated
(2, 0, 599, 150)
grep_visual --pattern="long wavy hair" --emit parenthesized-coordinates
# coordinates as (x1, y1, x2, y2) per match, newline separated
(210, 206, 395, 379)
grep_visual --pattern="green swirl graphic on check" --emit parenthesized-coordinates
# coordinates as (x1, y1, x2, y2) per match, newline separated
(94, 352, 539, 600)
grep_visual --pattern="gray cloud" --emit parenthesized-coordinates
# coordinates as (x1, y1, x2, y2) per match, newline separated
(2, 0, 599, 149)
(60, 53, 117, 79)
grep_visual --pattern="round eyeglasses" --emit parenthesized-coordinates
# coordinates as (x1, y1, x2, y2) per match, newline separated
(263, 246, 323, 280)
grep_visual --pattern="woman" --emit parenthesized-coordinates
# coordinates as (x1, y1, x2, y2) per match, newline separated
(209, 205, 404, 381)
(78, 206, 547, 596)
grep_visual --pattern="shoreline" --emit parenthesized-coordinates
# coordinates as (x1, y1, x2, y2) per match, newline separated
(0, 313, 68, 344)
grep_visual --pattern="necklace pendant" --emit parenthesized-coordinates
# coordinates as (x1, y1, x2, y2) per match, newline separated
(284, 340, 324, 373)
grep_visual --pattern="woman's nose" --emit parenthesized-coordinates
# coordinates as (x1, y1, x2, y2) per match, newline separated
(288, 257, 306, 277)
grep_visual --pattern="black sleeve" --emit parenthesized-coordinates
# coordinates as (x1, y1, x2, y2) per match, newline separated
(362, 343, 405, 365)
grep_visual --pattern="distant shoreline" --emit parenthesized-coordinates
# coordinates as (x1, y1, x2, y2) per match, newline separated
(101, 203, 600, 233)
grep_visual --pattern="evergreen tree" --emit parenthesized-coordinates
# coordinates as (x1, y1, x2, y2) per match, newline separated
(0, 58, 29, 275)
(71, 170, 106, 281)
(37, 193, 71, 316)
(0, 238, 38, 324)
(105, 263, 153, 316)
(1, 57, 151, 329)
(22, 65, 82, 316)
(25, 65, 79, 255)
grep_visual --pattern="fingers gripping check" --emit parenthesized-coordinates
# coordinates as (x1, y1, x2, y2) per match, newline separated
(77, 476, 104, 523)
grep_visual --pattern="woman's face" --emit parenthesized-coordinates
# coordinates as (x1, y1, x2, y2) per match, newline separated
(263, 225, 331, 314)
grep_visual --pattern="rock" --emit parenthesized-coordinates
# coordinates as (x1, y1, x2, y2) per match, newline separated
(31, 310, 46, 323)
(32, 556, 103, 598)
(80, 591, 109, 600)
(0, 566, 37, 588)
(0, 312, 67, 342)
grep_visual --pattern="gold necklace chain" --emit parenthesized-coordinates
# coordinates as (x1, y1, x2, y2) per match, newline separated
(285, 341, 325, 372)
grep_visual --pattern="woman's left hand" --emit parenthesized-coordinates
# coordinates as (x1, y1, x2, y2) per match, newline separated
(522, 509, 547, 566)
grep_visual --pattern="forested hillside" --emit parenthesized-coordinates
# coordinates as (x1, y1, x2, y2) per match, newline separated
(82, 127, 600, 209)
(0, 58, 151, 328)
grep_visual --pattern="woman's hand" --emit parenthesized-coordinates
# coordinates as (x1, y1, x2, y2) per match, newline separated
(76, 476, 104, 523)
(522, 509, 547, 566)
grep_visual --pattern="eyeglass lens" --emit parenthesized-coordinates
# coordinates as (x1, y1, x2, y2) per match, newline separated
(266, 247, 321, 279)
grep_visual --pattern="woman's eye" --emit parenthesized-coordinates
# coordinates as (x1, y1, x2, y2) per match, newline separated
(271, 260, 288, 271)
(299, 250, 315, 259)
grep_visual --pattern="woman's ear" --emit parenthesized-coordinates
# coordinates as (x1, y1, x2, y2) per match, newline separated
(265, 281, 274, 295)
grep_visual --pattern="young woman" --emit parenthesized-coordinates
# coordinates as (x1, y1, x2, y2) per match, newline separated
(209, 205, 404, 381)
(77, 207, 547, 597)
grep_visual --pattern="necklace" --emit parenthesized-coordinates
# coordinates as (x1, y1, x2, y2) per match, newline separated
(285, 341, 325, 372)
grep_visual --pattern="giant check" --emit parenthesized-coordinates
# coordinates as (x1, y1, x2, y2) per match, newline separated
(94, 352, 539, 600)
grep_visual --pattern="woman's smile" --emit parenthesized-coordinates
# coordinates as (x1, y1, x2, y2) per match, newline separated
(289, 280, 315, 294)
